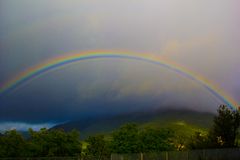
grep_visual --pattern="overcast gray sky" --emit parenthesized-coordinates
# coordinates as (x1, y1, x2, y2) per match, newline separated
(0, 0, 239, 130)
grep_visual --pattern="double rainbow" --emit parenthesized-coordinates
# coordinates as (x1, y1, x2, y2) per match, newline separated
(0, 50, 238, 109)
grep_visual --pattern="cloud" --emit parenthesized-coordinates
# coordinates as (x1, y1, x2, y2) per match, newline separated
(0, 122, 56, 131)
(0, 59, 222, 123)
(161, 34, 220, 57)
(0, 0, 239, 125)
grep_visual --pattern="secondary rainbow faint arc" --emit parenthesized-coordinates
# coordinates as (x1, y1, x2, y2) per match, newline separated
(0, 50, 238, 109)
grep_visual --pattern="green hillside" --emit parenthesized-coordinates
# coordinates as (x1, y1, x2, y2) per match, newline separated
(140, 120, 208, 146)
(52, 109, 214, 139)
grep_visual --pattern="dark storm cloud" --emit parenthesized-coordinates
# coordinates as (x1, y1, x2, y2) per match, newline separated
(0, 60, 221, 123)
(0, 0, 239, 129)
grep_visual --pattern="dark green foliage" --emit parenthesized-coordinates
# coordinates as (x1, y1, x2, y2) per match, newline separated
(84, 135, 110, 159)
(0, 128, 82, 157)
(139, 127, 175, 152)
(109, 123, 175, 153)
(208, 105, 240, 148)
(1, 105, 239, 157)
(0, 130, 27, 157)
(28, 128, 82, 156)
(110, 123, 141, 153)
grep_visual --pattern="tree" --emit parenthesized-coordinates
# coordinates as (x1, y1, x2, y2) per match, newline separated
(139, 128, 175, 152)
(110, 123, 175, 153)
(110, 123, 141, 153)
(84, 134, 110, 160)
(28, 128, 82, 156)
(0, 128, 82, 157)
(0, 130, 27, 157)
(208, 105, 240, 148)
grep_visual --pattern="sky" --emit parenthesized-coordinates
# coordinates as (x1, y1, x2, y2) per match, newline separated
(0, 0, 239, 130)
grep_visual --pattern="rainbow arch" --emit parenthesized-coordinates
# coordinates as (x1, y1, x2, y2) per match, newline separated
(0, 50, 238, 109)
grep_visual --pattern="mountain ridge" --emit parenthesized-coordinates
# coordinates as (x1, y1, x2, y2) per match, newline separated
(52, 108, 215, 139)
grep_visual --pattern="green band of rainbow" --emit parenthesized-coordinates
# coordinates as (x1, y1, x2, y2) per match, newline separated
(0, 50, 238, 109)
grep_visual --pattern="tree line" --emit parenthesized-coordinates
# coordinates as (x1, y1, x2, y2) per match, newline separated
(0, 105, 239, 158)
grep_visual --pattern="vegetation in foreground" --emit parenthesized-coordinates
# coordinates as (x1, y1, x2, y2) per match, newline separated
(0, 105, 239, 158)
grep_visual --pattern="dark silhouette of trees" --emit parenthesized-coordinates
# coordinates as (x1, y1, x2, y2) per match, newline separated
(208, 105, 240, 148)
(189, 105, 240, 149)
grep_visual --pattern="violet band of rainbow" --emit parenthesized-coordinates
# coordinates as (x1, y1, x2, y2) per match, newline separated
(0, 50, 238, 109)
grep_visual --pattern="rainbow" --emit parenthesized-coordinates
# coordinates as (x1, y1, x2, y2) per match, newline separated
(0, 50, 238, 109)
